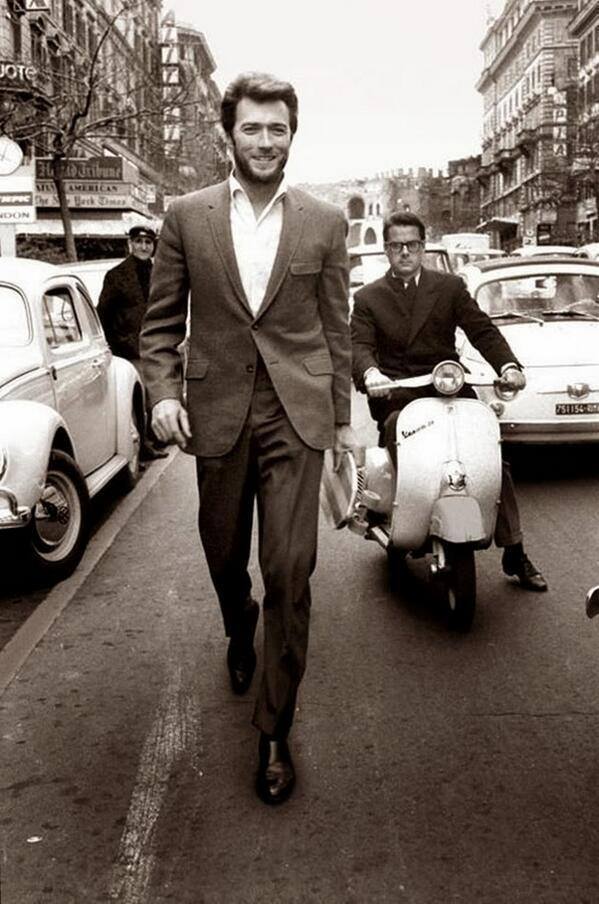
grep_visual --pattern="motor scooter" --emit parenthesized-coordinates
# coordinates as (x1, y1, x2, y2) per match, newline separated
(321, 360, 513, 632)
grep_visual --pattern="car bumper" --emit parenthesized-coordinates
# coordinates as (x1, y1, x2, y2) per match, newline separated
(0, 487, 31, 528)
(500, 419, 599, 443)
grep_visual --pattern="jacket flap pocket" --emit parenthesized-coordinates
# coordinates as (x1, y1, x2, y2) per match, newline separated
(186, 356, 209, 379)
(303, 353, 333, 375)
(290, 260, 322, 275)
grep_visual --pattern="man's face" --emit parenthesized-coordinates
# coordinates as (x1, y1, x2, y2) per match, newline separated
(229, 97, 292, 185)
(129, 235, 154, 261)
(384, 225, 425, 280)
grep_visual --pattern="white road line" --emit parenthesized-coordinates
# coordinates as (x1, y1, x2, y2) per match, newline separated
(108, 665, 200, 904)
(0, 451, 178, 697)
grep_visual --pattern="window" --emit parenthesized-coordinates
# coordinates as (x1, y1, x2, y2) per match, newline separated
(62, 0, 72, 34)
(0, 287, 30, 346)
(43, 290, 82, 347)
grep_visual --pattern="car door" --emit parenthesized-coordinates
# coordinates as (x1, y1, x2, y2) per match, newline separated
(42, 280, 113, 475)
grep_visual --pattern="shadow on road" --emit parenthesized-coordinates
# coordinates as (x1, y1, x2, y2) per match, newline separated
(504, 443, 599, 483)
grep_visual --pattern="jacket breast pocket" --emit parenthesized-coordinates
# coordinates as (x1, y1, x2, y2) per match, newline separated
(290, 261, 323, 276)
(186, 356, 209, 379)
(303, 353, 334, 375)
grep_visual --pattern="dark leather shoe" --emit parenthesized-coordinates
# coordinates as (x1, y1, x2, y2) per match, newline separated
(226, 600, 259, 695)
(502, 550, 548, 592)
(256, 734, 295, 805)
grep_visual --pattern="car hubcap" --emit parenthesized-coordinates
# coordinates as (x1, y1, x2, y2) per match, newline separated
(33, 470, 81, 561)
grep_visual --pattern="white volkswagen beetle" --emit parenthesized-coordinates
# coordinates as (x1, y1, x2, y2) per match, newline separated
(0, 258, 145, 582)
(458, 256, 599, 443)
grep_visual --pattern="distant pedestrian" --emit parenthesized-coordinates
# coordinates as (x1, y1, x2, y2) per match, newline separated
(140, 71, 356, 804)
(98, 225, 168, 461)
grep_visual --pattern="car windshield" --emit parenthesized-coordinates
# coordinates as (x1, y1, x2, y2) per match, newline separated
(476, 273, 599, 320)
(0, 285, 31, 346)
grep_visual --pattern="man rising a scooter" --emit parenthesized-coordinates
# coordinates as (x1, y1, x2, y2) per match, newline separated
(350, 211, 547, 592)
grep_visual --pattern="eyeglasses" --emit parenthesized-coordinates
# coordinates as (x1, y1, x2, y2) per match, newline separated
(384, 240, 424, 254)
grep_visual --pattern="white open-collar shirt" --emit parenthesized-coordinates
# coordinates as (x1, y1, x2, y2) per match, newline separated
(229, 172, 288, 316)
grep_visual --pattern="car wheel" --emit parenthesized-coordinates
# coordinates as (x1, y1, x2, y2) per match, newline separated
(26, 450, 90, 582)
(121, 403, 142, 492)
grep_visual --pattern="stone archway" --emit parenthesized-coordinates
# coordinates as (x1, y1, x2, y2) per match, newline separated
(348, 196, 365, 219)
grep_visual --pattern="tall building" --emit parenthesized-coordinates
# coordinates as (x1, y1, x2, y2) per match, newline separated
(477, 0, 578, 248)
(160, 12, 227, 197)
(569, 0, 599, 239)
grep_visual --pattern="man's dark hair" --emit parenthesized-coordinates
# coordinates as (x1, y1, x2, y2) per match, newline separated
(220, 71, 299, 136)
(383, 212, 426, 241)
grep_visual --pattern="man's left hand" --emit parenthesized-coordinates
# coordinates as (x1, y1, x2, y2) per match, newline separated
(333, 424, 360, 471)
(499, 366, 526, 392)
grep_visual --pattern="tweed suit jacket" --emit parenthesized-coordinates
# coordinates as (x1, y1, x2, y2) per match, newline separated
(97, 255, 148, 360)
(140, 181, 352, 457)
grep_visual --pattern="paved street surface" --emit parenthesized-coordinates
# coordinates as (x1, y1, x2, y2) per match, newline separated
(2, 394, 599, 903)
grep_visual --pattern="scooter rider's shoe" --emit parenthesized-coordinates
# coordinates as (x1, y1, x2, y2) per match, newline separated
(227, 599, 260, 695)
(586, 586, 599, 618)
(502, 545, 548, 592)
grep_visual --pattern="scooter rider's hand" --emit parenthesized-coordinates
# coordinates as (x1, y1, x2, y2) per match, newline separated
(498, 364, 526, 392)
(364, 366, 394, 398)
(151, 398, 192, 448)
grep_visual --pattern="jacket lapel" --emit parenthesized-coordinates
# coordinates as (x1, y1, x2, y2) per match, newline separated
(407, 268, 439, 346)
(207, 183, 252, 315)
(255, 188, 305, 319)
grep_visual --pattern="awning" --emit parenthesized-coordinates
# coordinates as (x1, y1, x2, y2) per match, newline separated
(16, 215, 158, 238)
(476, 216, 519, 233)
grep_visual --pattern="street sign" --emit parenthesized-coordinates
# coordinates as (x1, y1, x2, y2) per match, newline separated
(0, 165, 36, 223)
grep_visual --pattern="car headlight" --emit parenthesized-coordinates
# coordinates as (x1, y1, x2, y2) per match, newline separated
(432, 360, 465, 396)
(0, 448, 7, 482)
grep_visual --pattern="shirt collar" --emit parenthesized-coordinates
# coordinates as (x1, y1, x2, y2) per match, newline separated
(389, 267, 422, 286)
(229, 171, 288, 208)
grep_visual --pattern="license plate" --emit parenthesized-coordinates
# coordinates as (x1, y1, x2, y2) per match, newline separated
(555, 402, 599, 415)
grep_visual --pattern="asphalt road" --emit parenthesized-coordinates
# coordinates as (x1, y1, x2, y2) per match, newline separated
(2, 394, 599, 903)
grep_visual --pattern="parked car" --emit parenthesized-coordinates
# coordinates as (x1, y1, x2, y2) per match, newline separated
(458, 256, 599, 443)
(56, 258, 123, 305)
(0, 258, 145, 581)
(447, 247, 507, 274)
(510, 244, 579, 258)
(575, 243, 599, 260)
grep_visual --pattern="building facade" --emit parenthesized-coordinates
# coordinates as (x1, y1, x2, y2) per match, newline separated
(569, 0, 599, 240)
(0, 1, 224, 260)
(477, 0, 578, 249)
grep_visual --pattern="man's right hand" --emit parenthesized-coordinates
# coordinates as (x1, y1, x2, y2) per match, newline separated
(364, 367, 395, 398)
(151, 398, 192, 448)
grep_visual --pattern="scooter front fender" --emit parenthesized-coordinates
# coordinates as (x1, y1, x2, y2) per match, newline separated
(430, 495, 490, 547)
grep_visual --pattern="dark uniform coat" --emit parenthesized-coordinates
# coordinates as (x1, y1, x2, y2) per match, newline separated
(97, 255, 150, 360)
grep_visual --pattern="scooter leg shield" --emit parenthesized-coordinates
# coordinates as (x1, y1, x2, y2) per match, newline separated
(430, 495, 490, 547)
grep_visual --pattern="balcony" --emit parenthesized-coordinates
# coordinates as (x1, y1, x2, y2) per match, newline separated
(494, 146, 518, 172)
(516, 127, 537, 157)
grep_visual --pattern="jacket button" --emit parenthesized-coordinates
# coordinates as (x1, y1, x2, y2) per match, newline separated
(246, 364, 254, 373)
(251, 323, 259, 331)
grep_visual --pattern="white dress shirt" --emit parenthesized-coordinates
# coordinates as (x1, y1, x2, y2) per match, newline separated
(229, 172, 287, 316)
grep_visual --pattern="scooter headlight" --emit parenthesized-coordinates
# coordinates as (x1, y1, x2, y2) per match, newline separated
(432, 360, 465, 396)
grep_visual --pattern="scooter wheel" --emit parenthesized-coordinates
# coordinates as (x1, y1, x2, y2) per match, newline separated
(387, 545, 409, 592)
(444, 546, 476, 633)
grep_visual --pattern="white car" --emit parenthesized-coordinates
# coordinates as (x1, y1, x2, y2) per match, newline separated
(0, 258, 144, 581)
(458, 256, 599, 443)
(510, 245, 578, 258)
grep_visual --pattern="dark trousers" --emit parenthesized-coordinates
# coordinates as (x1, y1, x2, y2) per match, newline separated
(195, 363, 324, 738)
(382, 407, 522, 548)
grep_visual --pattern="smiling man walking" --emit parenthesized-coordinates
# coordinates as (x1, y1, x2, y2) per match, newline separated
(140, 72, 354, 804)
